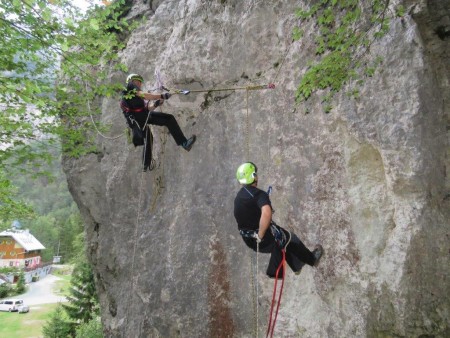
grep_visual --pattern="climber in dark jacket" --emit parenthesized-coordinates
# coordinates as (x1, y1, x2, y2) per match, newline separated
(233, 162, 323, 277)
(121, 73, 196, 171)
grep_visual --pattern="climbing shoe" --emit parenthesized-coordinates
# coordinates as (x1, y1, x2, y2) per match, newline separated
(312, 244, 323, 266)
(182, 135, 196, 151)
(294, 262, 305, 276)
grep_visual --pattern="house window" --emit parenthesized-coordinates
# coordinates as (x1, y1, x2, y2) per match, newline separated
(10, 251, 16, 256)
(5, 240, 12, 245)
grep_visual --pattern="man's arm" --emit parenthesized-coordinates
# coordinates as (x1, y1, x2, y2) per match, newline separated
(258, 204, 272, 240)
(137, 91, 164, 101)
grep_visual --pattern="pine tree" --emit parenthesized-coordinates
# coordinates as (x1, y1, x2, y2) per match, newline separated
(42, 304, 73, 338)
(15, 271, 26, 294)
(63, 261, 99, 323)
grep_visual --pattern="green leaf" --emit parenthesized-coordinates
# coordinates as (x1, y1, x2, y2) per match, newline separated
(90, 19, 99, 30)
(42, 8, 52, 22)
(293, 0, 391, 108)
(396, 5, 405, 17)
(12, 0, 21, 8)
(61, 41, 69, 52)
(292, 27, 304, 41)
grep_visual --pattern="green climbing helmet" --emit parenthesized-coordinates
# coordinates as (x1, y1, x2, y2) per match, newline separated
(126, 73, 144, 83)
(236, 162, 258, 185)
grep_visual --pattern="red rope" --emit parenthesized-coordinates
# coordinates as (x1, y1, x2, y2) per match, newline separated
(266, 249, 286, 338)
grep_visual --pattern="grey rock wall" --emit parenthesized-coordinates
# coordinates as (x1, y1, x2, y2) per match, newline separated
(63, 0, 449, 337)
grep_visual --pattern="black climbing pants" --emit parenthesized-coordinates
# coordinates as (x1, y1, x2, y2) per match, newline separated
(132, 110, 188, 146)
(241, 223, 316, 278)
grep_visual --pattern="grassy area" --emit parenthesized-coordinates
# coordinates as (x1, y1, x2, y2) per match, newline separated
(0, 303, 59, 338)
(0, 266, 74, 337)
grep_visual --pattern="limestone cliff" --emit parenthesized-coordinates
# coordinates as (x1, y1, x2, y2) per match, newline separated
(63, 0, 449, 337)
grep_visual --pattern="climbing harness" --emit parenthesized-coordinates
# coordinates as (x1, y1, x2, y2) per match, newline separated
(270, 222, 287, 248)
(120, 100, 146, 114)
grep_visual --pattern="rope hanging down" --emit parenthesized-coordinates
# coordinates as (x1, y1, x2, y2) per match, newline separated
(266, 229, 292, 338)
(126, 70, 166, 335)
(250, 241, 260, 338)
(266, 249, 286, 338)
(85, 81, 125, 140)
(125, 167, 146, 333)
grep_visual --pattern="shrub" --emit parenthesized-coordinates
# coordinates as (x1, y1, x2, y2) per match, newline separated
(76, 317, 103, 338)
(0, 283, 11, 298)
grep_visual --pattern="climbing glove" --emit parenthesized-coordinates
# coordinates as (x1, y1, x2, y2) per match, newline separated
(160, 93, 171, 100)
(154, 99, 162, 107)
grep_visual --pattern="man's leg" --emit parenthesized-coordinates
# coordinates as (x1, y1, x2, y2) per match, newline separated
(285, 232, 317, 267)
(266, 246, 286, 278)
(149, 111, 187, 145)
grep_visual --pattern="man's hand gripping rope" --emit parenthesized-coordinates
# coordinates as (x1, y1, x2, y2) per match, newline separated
(252, 232, 262, 243)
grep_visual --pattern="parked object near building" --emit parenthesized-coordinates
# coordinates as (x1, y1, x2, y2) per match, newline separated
(0, 299, 28, 312)
(18, 303, 29, 313)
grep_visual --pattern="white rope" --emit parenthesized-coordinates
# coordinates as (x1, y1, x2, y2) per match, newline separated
(85, 81, 124, 140)
(245, 89, 250, 161)
(250, 246, 258, 338)
(256, 240, 259, 338)
(125, 168, 146, 332)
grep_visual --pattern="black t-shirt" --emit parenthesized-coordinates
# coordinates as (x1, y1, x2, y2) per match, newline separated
(234, 185, 272, 231)
(122, 82, 145, 110)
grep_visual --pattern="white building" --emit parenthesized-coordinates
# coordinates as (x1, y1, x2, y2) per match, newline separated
(0, 229, 45, 268)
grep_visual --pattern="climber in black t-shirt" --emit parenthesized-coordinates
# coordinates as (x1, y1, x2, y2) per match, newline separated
(233, 162, 323, 277)
(121, 73, 196, 171)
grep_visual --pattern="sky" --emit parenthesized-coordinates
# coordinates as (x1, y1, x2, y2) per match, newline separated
(72, 0, 105, 11)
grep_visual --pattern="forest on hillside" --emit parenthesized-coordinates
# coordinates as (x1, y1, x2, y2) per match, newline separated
(0, 0, 130, 263)
(1, 142, 83, 263)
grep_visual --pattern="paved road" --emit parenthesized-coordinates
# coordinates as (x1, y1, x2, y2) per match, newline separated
(20, 274, 67, 306)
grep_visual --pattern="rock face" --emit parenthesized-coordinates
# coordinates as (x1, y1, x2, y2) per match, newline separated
(63, 0, 449, 337)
